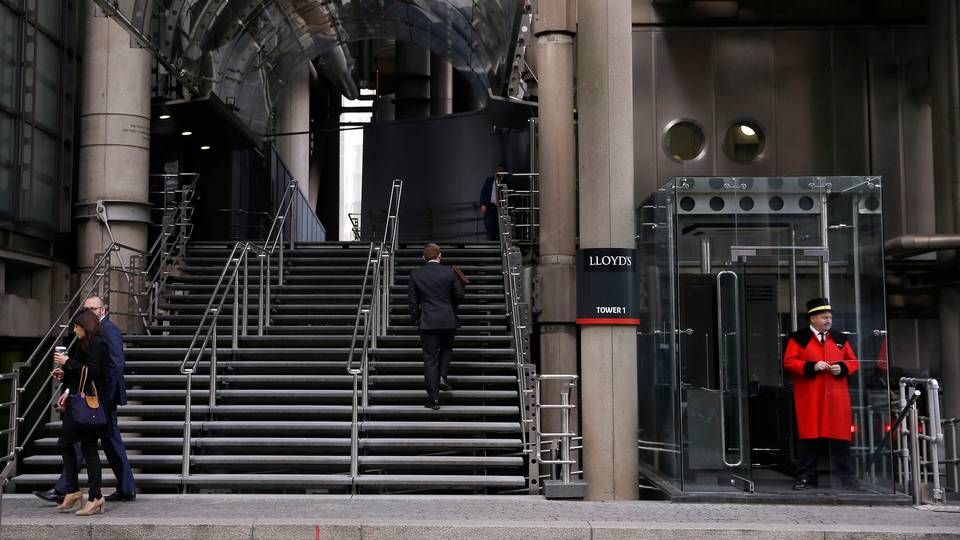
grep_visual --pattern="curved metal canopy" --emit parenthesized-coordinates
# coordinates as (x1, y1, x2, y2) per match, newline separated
(103, 1, 522, 133)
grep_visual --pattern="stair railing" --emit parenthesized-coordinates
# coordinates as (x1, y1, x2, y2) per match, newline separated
(140, 173, 199, 322)
(177, 178, 302, 491)
(898, 377, 946, 505)
(495, 179, 537, 491)
(344, 179, 403, 491)
(0, 241, 152, 492)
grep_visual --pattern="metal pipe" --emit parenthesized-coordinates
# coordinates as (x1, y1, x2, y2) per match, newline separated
(790, 227, 798, 332)
(926, 380, 944, 502)
(349, 373, 360, 490)
(242, 249, 249, 337)
(361, 309, 370, 408)
(560, 391, 571, 483)
(181, 369, 193, 493)
(209, 312, 218, 409)
(700, 237, 711, 274)
(265, 256, 272, 328)
(884, 235, 960, 257)
(900, 380, 912, 490)
(278, 221, 285, 287)
(257, 254, 265, 335)
(820, 190, 831, 298)
(232, 254, 240, 350)
(910, 401, 922, 505)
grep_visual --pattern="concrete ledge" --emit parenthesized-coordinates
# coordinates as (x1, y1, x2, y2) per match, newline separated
(3, 519, 960, 540)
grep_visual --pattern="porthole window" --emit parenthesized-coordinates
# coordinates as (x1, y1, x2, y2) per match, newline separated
(663, 120, 705, 162)
(723, 122, 765, 163)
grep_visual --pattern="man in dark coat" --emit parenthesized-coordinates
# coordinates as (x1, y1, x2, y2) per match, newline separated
(479, 164, 506, 241)
(35, 296, 137, 504)
(783, 297, 859, 490)
(408, 243, 465, 409)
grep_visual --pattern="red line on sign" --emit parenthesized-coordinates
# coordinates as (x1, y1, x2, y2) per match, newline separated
(576, 318, 641, 325)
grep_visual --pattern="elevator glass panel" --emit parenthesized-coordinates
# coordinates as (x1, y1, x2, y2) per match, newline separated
(637, 177, 894, 496)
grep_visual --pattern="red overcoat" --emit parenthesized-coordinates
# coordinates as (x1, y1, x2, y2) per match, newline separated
(783, 328, 859, 441)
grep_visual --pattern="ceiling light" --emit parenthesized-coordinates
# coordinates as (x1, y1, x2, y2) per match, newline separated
(158, 114, 171, 120)
(181, 131, 193, 136)
(200, 145, 211, 151)
(738, 124, 756, 137)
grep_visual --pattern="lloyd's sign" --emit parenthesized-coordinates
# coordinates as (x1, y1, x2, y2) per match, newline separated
(575, 248, 640, 325)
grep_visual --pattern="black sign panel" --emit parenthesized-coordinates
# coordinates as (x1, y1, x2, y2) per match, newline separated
(576, 248, 640, 325)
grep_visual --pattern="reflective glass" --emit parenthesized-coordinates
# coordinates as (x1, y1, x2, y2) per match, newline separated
(0, 4, 17, 109)
(637, 176, 892, 495)
(35, 33, 60, 130)
(0, 112, 14, 215)
(29, 129, 57, 227)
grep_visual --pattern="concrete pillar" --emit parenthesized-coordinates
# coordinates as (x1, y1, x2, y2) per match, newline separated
(930, 0, 960, 420)
(77, 5, 151, 329)
(395, 43, 431, 120)
(430, 55, 453, 116)
(276, 62, 314, 207)
(534, 0, 579, 455)
(576, 0, 638, 501)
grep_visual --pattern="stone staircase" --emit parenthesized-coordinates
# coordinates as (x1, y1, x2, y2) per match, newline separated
(14, 241, 528, 493)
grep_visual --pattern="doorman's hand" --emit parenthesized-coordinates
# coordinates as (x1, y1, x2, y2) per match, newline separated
(815, 361, 830, 372)
(829, 364, 842, 376)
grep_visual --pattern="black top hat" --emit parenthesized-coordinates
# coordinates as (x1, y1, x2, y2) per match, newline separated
(806, 297, 832, 316)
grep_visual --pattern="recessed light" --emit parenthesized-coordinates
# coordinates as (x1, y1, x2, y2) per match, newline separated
(738, 124, 756, 137)
(200, 145, 211, 150)
(158, 114, 171, 120)
(181, 131, 193, 136)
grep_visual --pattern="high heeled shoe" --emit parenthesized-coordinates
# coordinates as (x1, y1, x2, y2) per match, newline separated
(55, 491, 83, 513)
(75, 497, 105, 516)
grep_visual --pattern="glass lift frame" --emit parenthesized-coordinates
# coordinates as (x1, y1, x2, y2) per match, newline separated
(636, 176, 897, 500)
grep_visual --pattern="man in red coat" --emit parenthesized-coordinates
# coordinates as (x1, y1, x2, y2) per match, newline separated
(783, 297, 859, 490)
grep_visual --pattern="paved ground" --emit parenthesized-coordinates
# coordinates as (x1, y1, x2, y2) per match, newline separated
(3, 494, 960, 539)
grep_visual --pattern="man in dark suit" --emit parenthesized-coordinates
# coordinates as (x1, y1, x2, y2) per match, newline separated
(408, 243, 465, 409)
(479, 164, 506, 241)
(35, 295, 137, 503)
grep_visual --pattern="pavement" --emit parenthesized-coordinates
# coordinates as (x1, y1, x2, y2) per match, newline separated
(2, 494, 960, 539)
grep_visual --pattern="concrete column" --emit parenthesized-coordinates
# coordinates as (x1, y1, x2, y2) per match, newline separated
(930, 0, 960, 420)
(395, 43, 431, 120)
(534, 1, 578, 454)
(77, 5, 151, 329)
(430, 55, 453, 116)
(576, 0, 638, 501)
(276, 62, 314, 206)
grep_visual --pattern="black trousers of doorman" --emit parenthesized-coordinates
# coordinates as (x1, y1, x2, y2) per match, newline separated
(797, 438, 855, 485)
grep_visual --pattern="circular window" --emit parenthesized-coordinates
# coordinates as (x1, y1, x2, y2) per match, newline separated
(679, 197, 696, 212)
(865, 195, 880, 211)
(709, 196, 725, 211)
(664, 121, 705, 161)
(739, 196, 755, 211)
(723, 122, 765, 163)
(769, 196, 785, 211)
(798, 196, 815, 211)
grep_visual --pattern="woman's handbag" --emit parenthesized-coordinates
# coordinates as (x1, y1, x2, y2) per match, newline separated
(68, 366, 107, 428)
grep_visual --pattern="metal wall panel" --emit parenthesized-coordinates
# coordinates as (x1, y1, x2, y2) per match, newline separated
(715, 30, 776, 176)
(868, 55, 906, 238)
(772, 31, 833, 175)
(831, 30, 874, 176)
(632, 31, 657, 202)
(653, 31, 715, 179)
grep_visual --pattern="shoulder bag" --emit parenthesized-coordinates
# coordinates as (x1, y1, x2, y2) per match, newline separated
(68, 365, 107, 428)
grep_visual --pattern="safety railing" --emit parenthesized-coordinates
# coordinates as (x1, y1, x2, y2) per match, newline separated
(177, 177, 303, 490)
(0, 242, 151, 494)
(348, 213, 362, 240)
(535, 374, 585, 498)
(897, 377, 946, 505)
(497, 171, 539, 252)
(344, 179, 403, 491)
(943, 417, 960, 493)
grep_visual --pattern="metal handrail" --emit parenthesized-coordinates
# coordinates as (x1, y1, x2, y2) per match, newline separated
(344, 179, 403, 491)
(142, 175, 199, 320)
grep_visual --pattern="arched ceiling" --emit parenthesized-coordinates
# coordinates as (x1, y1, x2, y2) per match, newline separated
(103, 1, 522, 133)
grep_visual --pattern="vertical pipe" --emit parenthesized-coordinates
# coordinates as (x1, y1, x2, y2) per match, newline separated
(951, 420, 959, 491)
(700, 237, 711, 274)
(561, 391, 571, 483)
(181, 370, 193, 493)
(851, 197, 865, 472)
(209, 316, 218, 408)
(232, 261, 240, 350)
(278, 223, 285, 287)
(242, 250, 249, 337)
(790, 227, 798, 332)
(820, 191, 831, 298)
(257, 254, 265, 335)
(910, 402, 923, 505)
(927, 381, 944, 502)
(350, 373, 360, 489)
(900, 381, 912, 490)
(361, 310, 370, 408)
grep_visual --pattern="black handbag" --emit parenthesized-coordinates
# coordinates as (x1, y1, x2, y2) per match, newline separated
(68, 366, 106, 428)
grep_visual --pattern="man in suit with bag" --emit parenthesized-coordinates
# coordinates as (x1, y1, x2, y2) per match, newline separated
(408, 243, 465, 410)
(36, 295, 137, 503)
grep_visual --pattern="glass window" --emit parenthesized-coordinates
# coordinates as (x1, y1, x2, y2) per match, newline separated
(35, 33, 60, 130)
(723, 122, 765, 163)
(37, 0, 61, 38)
(0, 112, 14, 215)
(663, 120, 705, 161)
(29, 129, 57, 227)
(0, 4, 17, 109)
